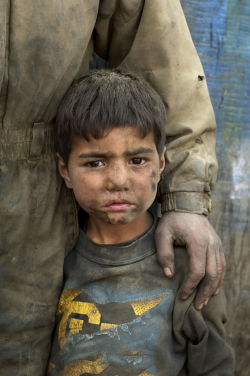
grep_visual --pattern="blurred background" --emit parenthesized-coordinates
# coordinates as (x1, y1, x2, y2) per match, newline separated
(181, 1, 250, 374)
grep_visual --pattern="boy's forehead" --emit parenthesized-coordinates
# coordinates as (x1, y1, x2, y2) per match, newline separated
(71, 127, 157, 155)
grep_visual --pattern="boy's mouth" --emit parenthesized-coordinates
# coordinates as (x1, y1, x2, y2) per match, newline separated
(104, 200, 133, 211)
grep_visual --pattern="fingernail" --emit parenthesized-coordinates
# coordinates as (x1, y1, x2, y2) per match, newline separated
(164, 267, 173, 277)
(214, 288, 220, 295)
(197, 299, 208, 310)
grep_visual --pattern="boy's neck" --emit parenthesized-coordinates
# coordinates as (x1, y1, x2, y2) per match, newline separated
(86, 211, 153, 244)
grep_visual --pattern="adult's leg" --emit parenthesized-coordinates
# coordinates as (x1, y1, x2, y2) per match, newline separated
(0, 124, 78, 376)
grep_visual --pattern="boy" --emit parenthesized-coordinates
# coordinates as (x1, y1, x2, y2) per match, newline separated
(48, 70, 234, 375)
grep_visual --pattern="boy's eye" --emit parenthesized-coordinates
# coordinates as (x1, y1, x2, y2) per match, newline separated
(130, 157, 147, 165)
(85, 160, 104, 168)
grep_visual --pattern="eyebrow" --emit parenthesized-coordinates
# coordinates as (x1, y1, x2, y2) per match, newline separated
(124, 147, 154, 156)
(78, 148, 154, 159)
(78, 152, 108, 159)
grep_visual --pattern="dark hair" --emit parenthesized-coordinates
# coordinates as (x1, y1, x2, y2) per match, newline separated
(55, 69, 166, 163)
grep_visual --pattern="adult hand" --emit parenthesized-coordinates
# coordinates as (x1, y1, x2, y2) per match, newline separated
(155, 212, 225, 310)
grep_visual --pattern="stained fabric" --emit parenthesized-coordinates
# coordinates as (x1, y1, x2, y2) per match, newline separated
(48, 221, 234, 375)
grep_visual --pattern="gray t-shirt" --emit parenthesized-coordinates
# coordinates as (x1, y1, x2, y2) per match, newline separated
(48, 217, 234, 375)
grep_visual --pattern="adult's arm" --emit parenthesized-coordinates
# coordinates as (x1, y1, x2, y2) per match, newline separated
(94, 0, 224, 309)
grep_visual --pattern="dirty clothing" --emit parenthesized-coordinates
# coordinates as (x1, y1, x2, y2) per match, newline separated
(48, 219, 234, 376)
(0, 1, 217, 375)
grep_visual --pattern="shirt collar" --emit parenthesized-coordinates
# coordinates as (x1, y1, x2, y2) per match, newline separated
(75, 215, 157, 266)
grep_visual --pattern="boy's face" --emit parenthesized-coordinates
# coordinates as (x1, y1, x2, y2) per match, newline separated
(58, 126, 165, 226)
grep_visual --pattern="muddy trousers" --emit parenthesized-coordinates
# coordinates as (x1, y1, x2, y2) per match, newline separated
(0, 125, 78, 376)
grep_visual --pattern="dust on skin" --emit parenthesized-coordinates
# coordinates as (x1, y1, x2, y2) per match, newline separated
(151, 170, 157, 192)
(86, 197, 147, 225)
(84, 167, 160, 228)
(60, 128, 166, 243)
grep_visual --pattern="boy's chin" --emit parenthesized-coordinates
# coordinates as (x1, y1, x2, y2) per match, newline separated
(104, 214, 134, 225)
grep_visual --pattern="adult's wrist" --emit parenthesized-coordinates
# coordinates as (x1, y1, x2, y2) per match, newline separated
(160, 191, 212, 216)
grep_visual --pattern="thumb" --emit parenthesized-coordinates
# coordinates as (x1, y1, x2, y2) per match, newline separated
(154, 231, 175, 278)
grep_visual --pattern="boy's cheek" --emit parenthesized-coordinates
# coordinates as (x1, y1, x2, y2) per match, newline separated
(151, 182, 157, 192)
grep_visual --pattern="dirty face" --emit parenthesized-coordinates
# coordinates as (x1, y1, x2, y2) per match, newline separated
(58, 126, 165, 232)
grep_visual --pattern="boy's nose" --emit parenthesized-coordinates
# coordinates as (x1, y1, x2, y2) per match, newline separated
(106, 164, 129, 191)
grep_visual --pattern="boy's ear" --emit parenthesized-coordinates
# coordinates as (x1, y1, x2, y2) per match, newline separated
(159, 146, 166, 174)
(57, 153, 73, 189)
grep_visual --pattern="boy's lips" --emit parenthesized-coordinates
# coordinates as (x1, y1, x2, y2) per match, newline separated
(104, 200, 133, 211)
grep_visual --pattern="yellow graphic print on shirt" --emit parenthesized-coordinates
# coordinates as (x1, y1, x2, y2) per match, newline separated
(57, 288, 170, 349)
(50, 288, 172, 375)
